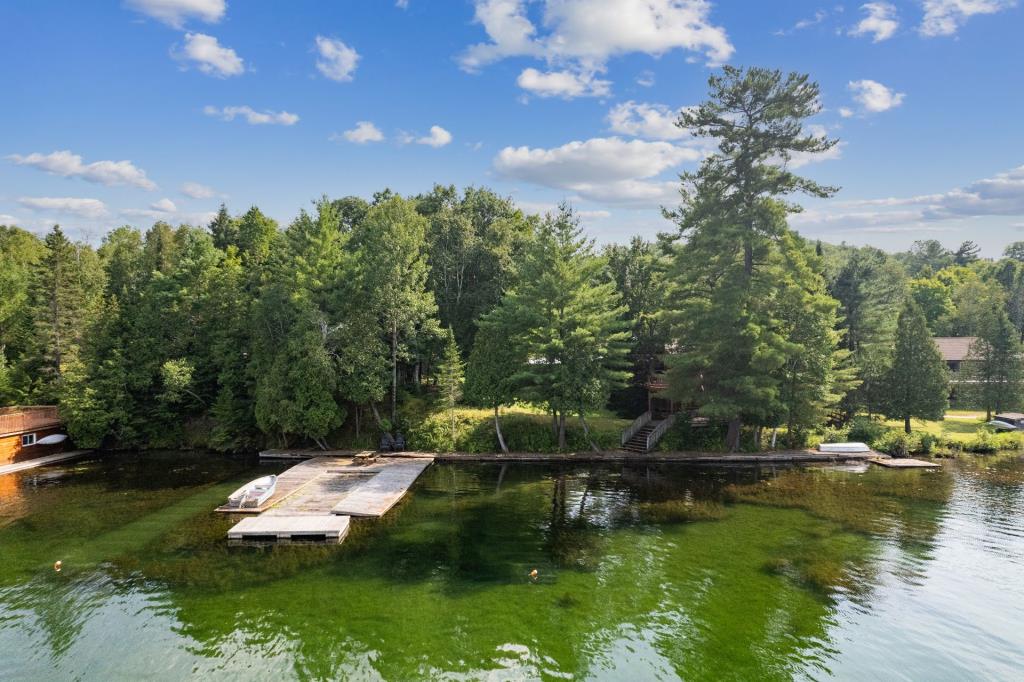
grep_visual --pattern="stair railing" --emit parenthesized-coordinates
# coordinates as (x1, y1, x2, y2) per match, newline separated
(621, 411, 652, 446)
(645, 413, 677, 452)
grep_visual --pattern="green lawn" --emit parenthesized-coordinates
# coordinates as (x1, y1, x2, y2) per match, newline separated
(881, 411, 988, 444)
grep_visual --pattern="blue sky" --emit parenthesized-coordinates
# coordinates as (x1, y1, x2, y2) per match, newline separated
(1, 1, 1022, 254)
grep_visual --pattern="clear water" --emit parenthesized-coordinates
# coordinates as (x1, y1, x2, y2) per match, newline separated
(1, 452, 1022, 680)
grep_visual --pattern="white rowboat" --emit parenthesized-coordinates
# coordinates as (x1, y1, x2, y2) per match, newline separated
(227, 475, 278, 508)
(818, 442, 871, 453)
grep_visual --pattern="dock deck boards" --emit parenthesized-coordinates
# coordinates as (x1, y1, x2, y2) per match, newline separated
(227, 514, 350, 541)
(870, 457, 940, 468)
(0, 450, 93, 476)
(330, 459, 433, 517)
(224, 455, 433, 542)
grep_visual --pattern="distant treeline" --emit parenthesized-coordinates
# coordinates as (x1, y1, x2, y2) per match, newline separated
(2, 67, 1023, 452)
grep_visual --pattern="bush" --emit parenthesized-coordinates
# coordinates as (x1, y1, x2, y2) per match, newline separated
(847, 417, 888, 444)
(871, 429, 937, 456)
(815, 424, 850, 447)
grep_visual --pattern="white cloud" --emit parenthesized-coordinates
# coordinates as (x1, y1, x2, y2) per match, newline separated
(124, 0, 225, 28)
(920, 0, 1015, 37)
(176, 32, 244, 78)
(776, 9, 828, 35)
(8, 150, 156, 190)
(494, 136, 699, 204)
(396, 0, 409, 7)
(315, 36, 359, 82)
(848, 79, 905, 113)
(417, 125, 453, 148)
(607, 101, 692, 140)
(18, 197, 108, 219)
(459, 0, 734, 81)
(793, 165, 1024, 232)
(849, 3, 899, 41)
(334, 121, 385, 144)
(180, 181, 217, 199)
(151, 198, 178, 212)
(0, 214, 22, 225)
(516, 67, 610, 98)
(636, 70, 655, 87)
(203, 105, 299, 126)
(839, 107, 854, 118)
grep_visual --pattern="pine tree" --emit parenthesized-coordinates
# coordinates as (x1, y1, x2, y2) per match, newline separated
(962, 309, 1024, 420)
(488, 206, 630, 450)
(208, 204, 239, 251)
(663, 67, 840, 450)
(435, 328, 464, 449)
(880, 300, 949, 433)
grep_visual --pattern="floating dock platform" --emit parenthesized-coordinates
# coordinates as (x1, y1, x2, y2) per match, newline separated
(222, 455, 432, 543)
(869, 457, 940, 468)
(0, 450, 93, 477)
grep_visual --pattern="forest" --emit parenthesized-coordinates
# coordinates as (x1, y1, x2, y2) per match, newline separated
(3, 67, 1024, 453)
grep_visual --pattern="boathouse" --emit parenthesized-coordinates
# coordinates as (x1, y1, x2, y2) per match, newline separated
(0, 406, 67, 465)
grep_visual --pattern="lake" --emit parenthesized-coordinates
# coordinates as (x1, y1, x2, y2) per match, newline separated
(1, 452, 1022, 680)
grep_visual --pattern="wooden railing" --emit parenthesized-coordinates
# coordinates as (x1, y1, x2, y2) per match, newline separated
(621, 411, 651, 446)
(645, 413, 677, 452)
(0, 406, 62, 437)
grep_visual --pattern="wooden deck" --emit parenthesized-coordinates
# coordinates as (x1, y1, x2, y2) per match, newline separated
(0, 450, 93, 476)
(870, 457, 940, 468)
(224, 455, 433, 543)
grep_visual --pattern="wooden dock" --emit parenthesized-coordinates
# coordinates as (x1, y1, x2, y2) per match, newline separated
(0, 450, 93, 477)
(870, 457, 940, 468)
(223, 455, 433, 542)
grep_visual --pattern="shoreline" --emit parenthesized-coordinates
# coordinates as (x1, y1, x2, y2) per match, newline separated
(388, 449, 887, 465)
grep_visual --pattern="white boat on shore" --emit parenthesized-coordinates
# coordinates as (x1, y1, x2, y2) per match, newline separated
(818, 442, 871, 453)
(227, 475, 278, 508)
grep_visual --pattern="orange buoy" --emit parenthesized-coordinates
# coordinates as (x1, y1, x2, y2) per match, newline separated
(529, 569, 538, 579)
(54, 561, 62, 572)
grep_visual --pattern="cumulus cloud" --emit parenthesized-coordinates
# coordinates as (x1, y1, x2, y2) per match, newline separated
(459, 0, 734, 95)
(124, 0, 226, 28)
(793, 165, 1024, 233)
(18, 197, 109, 219)
(180, 181, 217, 199)
(849, 3, 899, 41)
(516, 68, 611, 98)
(920, 0, 1015, 36)
(607, 101, 692, 140)
(417, 125, 453, 147)
(332, 121, 385, 144)
(848, 79, 905, 113)
(315, 36, 359, 82)
(0, 214, 23, 225)
(636, 70, 656, 87)
(203, 105, 299, 125)
(494, 136, 700, 204)
(8, 150, 156, 190)
(176, 32, 244, 77)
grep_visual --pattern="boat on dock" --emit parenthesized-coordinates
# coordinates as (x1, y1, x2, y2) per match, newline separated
(818, 442, 871, 453)
(226, 475, 278, 509)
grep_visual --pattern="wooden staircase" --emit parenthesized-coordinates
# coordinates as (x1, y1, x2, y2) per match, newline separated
(621, 420, 662, 453)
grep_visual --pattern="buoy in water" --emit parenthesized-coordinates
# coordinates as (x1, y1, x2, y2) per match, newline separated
(529, 569, 538, 579)
(54, 561, 62, 573)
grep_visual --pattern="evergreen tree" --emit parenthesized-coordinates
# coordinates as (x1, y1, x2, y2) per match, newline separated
(953, 240, 981, 266)
(435, 328, 464, 449)
(488, 206, 630, 450)
(465, 321, 522, 453)
(26, 226, 104, 401)
(354, 195, 436, 429)
(880, 300, 949, 433)
(208, 203, 239, 251)
(663, 66, 840, 450)
(962, 309, 1024, 420)
(1003, 241, 1024, 262)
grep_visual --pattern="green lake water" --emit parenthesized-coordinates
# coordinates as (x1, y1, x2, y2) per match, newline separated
(1, 452, 1022, 681)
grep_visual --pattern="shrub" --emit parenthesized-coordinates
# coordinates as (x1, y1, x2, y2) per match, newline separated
(847, 417, 888, 444)
(815, 424, 850, 446)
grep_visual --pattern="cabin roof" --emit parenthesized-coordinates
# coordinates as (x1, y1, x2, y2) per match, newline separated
(933, 336, 978, 362)
(0, 406, 62, 438)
